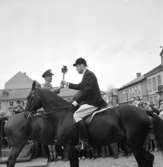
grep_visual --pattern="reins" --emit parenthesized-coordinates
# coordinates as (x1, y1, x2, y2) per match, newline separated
(25, 105, 74, 120)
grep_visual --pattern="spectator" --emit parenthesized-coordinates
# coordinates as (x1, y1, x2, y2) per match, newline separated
(13, 100, 24, 114)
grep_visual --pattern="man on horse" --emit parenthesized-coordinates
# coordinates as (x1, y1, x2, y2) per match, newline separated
(61, 57, 107, 148)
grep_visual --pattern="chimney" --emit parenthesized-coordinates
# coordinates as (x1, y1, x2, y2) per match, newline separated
(160, 46, 163, 66)
(136, 73, 141, 78)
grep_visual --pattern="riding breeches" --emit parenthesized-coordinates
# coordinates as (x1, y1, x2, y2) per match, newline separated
(73, 104, 97, 123)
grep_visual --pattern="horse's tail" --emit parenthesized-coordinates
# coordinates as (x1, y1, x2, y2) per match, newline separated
(152, 114, 163, 151)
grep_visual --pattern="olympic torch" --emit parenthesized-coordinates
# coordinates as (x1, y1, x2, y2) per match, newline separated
(61, 65, 68, 81)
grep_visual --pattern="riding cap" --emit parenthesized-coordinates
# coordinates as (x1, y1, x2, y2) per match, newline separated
(73, 57, 87, 66)
(42, 69, 54, 78)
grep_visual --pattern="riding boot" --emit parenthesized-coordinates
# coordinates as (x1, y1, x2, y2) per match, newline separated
(78, 120, 91, 149)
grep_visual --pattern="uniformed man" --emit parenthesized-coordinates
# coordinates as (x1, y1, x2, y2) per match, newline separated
(61, 57, 107, 148)
(35, 69, 60, 160)
(42, 69, 60, 94)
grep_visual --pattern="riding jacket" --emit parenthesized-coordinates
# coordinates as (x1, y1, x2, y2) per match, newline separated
(69, 69, 107, 108)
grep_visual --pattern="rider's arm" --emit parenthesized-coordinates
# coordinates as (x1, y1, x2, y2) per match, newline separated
(73, 73, 95, 103)
(68, 82, 82, 90)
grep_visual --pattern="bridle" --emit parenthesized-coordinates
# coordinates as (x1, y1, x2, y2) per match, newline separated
(25, 88, 74, 120)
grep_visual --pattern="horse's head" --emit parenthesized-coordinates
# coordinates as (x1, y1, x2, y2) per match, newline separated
(26, 80, 73, 116)
(25, 81, 43, 114)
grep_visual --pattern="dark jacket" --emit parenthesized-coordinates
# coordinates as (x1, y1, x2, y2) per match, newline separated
(69, 69, 107, 108)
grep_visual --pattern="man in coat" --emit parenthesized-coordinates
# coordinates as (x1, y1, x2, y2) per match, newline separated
(61, 57, 107, 148)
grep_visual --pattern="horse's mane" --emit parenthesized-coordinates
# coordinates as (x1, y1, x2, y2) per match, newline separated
(37, 88, 73, 110)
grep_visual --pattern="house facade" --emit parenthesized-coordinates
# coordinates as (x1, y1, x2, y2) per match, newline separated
(118, 50, 163, 106)
(0, 72, 33, 114)
(145, 65, 163, 106)
(118, 73, 147, 104)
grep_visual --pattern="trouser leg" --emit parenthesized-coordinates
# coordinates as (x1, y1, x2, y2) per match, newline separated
(78, 120, 89, 142)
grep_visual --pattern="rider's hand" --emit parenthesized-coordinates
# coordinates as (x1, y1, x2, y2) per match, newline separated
(72, 101, 78, 107)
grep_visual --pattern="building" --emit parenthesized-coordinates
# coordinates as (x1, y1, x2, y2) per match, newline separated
(0, 72, 33, 114)
(118, 48, 163, 106)
(118, 73, 147, 104)
(145, 64, 163, 106)
(106, 89, 118, 106)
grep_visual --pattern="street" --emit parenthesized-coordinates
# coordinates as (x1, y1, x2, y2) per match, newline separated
(48, 151, 163, 167)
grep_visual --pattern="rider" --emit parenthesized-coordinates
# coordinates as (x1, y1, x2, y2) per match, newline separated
(61, 57, 107, 148)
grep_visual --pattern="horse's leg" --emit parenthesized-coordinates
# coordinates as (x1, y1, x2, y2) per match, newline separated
(65, 145, 79, 167)
(7, 142, 26, 167)
(133, 147, 154, 167)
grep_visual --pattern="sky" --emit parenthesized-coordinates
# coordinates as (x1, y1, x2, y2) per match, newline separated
(0, 0, 163, 91)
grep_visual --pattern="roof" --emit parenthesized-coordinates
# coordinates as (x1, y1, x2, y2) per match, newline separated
(118, 75, 145, 91)
(0, 88, 31, 101)
(118, 64, 163, 91)
(144, 64, 163, 77)
(5, 71, 33, 89)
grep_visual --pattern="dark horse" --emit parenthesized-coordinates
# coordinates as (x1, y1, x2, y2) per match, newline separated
(4, 108, 56, 167)
(4, 82, 163, 167)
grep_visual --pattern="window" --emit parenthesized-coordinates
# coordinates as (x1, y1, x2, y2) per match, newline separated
(9, 101, 14, 106)
(157, 75, 162, 86)
(20, 101, 24, 106)
(152, 77, 157, 91)
(148, 79, 152, 92)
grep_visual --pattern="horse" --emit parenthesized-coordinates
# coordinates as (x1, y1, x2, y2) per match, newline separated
(0, 110, 11, 156)
(3, 108, 59, 167)
(25, 82, 163, 167)
(4, 81, 163, 167)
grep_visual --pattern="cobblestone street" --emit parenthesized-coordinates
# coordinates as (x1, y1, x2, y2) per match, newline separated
(48, 151, 163, 167)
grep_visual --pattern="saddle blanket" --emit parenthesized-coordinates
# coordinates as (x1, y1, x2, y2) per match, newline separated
(85, 106, 112, 124)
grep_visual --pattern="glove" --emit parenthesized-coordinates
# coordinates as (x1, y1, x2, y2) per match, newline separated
(72, 101, 78, 107)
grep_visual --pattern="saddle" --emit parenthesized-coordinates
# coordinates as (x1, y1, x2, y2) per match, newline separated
(84, 106, 112, 124)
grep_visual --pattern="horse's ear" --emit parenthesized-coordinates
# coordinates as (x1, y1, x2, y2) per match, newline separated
(32, 80, 41, 90)
(32, 81, 36, 90)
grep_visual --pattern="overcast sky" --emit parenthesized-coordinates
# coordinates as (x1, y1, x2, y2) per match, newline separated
(0, 0, 163, 91)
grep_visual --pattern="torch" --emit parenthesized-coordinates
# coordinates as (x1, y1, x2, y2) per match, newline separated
(61, 65, 68, 81)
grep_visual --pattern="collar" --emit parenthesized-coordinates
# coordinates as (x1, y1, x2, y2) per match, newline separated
(83, 68, 87, 76)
